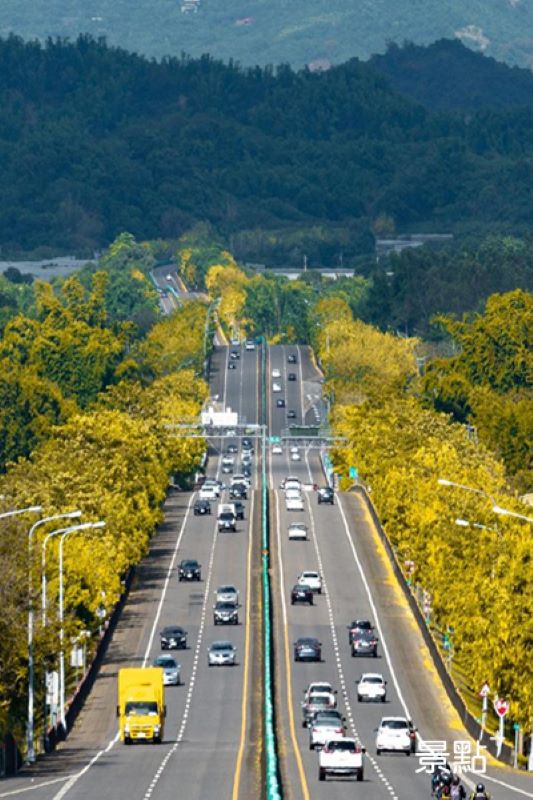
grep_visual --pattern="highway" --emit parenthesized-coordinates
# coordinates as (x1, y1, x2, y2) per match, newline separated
(266, 343, 533, 800)
(0, 343, 261, 800)
(2, 340, 531, 800)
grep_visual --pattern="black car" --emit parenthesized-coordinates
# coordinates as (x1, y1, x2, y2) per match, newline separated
(317, 486, 334, 505)
(233, 500, 245, 520)
(276, 398, 286, 408)
(242, 438, 254, 453)
(287, 410, 297, 419)
(226, 444, 238, 454)
(347, 619, 374, 644)
(291, 584, 314, 605)
(242, 465, 252, 478)
(178, 559, 201, 581)
(351, 630, 378, 658)
(230, 350, 240, 360)
(294, 637, 322, 662)
(288, 372, 297, 381)
(213, 601, 239, 625)
(230, 483, 247, 500)
(160, 625, 187, 650)
(194, 499, 211, 516)
(288, 354, 297, 364)
(228, 362, 236, 370)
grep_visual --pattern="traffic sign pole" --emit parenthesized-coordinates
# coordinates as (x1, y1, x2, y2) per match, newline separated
(493, 697, 509, 758)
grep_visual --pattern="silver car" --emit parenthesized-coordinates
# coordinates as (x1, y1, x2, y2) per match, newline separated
(215, 585, 239, 604)
(207, 641, 237, 666)
(153, 655, 181, 686)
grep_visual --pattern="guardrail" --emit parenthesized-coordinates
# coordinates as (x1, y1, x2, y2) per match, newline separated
(260, 339, 282, 799)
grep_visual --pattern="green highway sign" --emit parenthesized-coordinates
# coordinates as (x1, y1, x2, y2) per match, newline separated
(269, 436, 281, 444)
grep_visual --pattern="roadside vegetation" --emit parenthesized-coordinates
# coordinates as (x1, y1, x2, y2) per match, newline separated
(313, 296, 532, 732)
(0, 233, 208, 749)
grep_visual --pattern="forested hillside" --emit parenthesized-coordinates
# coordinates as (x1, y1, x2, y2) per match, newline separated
(3, 37, 533, 259)
(369, 40, 533, 111)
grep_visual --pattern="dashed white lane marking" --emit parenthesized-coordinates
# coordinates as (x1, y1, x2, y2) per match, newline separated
(142, 513, 220, 800)
(305, 491, 399, 800)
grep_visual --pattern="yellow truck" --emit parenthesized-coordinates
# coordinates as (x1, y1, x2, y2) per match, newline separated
(117, 667, 165, 744)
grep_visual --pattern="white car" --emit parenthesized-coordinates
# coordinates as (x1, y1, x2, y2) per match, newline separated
(304, 682, 336, 702)
(286, 495, 304, 512)
(281, 477, 301, 491)
(357, 673, 387, 703)
(290, 446, 299, 454)
(272, 445, 283, 455)
(215, 585, 239, 604)
(199, 486, 218, 501)
(230, 337, 240, 346)
(376, 717, 417, 755)
(310, 718, 345, 750)
(291, 451, 301, 462)
(245, 341, 255, 350)
(288, 523, 308, 541)
(272, 368, 281, 378)
(298, 571, 322, 593)
(272, 382, 282, 393)
(231, 474, 251, 488)
(319, 738, 365, 782)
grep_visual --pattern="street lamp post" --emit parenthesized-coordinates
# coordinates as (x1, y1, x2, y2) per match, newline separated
(26, 511, 81, 763)
(58, 522, 105, 733)
(0, 505, 42, 520)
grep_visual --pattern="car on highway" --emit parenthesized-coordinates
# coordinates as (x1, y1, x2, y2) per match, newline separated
(290, 450, 300, 462)
(351, 630, 379, 657)
(232, 473, 251, 488)
(375, 716, 417, 755)
(178, 559, 201, 581)
(280, 476, 301, 490)
(312, 710, 345, 729)
(153, 655, 181, 686)
(272, 368, 281, 378)
(288, 522, 308, 541)
(302, 692, 337, 728)
(245, 340, 255, 351)
(287, 410, 297, 419)
(241, 438, 254, 453)
(272, 382, 282, 393)
(229, 483, 247, 500)
(166, 274, 173, 281)
(230, 350, 240, 360)
(317, 486, 334, 505)
(309, 718, 346, 750)
(213, 601, 239, 625)
(242, 465, 252, 480)
(319, 738, 365, 782)
(203, 478, 224, 496)
(207, 640, 237, 666)
(272, 444, 283, 455)
(289, 446, 299, 454)
(221, 456, 234, 474)
(228, 362, 236, 370)
(226, 444, 238, 454)
(241, 452, 252, 465)
(356, 673, 387, 702)
(298, 570, 322, 593)
(230, 337, 240, 346)
(294, 637, 322, 662)
(217, 506, 237, 532)
(199, 485, 218, 501)
(194, 499, 211, 516)
(215, 584, 239, 604)
(288, 353, 297, 363)
(286, 494, 304, 511)
(160, 625, 188, 650)
(276, 398, 286, 408)
(233, 500, 245, 520)
(288, 372, 297, 381)
(347, 619, 374, 644)
(304, 682, 336, 702)
(291, 584, 314, 605)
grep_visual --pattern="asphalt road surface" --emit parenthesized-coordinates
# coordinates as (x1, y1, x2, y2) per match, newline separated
(2, 341, 531, 800)
(266, 343, 533, 800)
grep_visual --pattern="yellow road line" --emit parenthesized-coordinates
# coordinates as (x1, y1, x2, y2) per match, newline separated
(231, 491, 254, 800)
(232, 345, 261, 800)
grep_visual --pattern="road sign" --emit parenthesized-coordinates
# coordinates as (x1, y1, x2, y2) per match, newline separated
(349, 466, 358, 479)
(269, 436, 281, 444)
(479, 682, 490, 698)
(494, 698, 510, 718)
